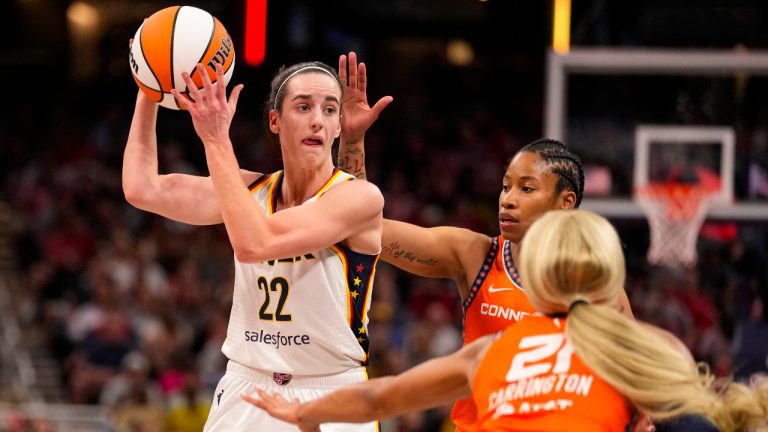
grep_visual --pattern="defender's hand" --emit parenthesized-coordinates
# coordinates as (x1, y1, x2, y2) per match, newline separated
(241, 388, 321, 432)
(338, 51, 393, 144)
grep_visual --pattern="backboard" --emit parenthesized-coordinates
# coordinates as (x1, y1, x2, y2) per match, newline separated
(634, 125, 734, 204)
(545, 48, 768, 220)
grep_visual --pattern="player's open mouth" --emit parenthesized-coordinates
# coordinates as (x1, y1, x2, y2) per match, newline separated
(499, 214, 519, 226)
(303, 137, 323, 146)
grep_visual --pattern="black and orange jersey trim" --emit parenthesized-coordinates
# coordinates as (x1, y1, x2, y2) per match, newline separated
(252, 169, 353, 215)
(463, 237, 500, 311)
(501, 239, 524, 290)
(247, 174, 269, 191)
(315, 168, 354, 199)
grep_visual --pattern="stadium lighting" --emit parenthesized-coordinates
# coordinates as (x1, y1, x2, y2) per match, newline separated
(245, 0, 267, 66)
(552, 0, 571, 54)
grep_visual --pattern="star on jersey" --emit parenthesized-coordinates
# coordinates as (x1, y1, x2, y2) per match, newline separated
(343, 249, 376, 360)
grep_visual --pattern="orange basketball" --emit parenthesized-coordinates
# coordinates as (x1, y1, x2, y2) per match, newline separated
(129, 6, 236, 110)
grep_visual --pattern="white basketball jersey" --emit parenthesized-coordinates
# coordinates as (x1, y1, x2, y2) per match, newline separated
(222, 169, 379, 375)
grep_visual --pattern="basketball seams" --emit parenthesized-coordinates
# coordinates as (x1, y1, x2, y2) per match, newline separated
(214, 17, 236, 76)
(144, 6, 178, 94)
(136, 23, 163, 100)
(190, 13, 217, 88)
(131, 5, 234, 110)
(169, 6, 183, 109)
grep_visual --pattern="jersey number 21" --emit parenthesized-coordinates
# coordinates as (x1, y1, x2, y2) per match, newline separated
(506, 334, 574, 381)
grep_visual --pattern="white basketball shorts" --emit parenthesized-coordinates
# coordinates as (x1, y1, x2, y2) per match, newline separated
(203, 360, 379, 432)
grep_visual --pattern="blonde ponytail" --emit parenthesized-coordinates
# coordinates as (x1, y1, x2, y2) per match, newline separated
(567, 304, 714, 420)
(520, 210, 768, 431)
(567, 303, 768, 431)
(718, 376, 768, 432)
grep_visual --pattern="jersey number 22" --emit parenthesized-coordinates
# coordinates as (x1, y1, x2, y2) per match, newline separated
(257, 276, 291, 321)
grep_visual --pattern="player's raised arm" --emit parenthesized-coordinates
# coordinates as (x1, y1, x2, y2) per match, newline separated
(337, 52, 393, 180)
(123, 91, 224, 225)
(336, 51, 488, 289)
(123, 91, 262, 225)
(381, 220, 491, 286)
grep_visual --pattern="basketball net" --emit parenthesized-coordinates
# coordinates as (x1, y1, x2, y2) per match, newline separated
(634, 182, 715, 267)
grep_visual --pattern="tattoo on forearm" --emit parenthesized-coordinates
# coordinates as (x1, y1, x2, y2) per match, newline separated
(383, 241, 438, 266)
(338, 152, 366, 179)
(342, 145, 362, 155)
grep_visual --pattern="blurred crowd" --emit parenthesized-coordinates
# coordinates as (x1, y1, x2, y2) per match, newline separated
(1, 71, 767, 432)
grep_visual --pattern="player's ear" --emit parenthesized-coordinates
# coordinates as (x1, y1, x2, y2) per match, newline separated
(269, 110, 279, 134)
(559, 190, 577, 209)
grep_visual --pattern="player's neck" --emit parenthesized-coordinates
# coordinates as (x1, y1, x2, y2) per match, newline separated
(510, 241, 521, 268)
(278, 161, 335, 208)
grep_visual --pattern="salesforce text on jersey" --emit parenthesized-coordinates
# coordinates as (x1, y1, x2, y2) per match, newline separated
(244, 330, 310, 349)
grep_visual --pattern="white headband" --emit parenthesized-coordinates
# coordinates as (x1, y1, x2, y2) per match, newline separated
(274, 66, 339, 110)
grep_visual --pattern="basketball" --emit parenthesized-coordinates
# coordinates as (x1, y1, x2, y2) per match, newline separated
(128, 6, 236, 110)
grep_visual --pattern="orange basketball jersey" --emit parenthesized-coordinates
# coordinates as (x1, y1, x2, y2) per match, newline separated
(473, 315, 631, 432)
(451, 236, 538, 431)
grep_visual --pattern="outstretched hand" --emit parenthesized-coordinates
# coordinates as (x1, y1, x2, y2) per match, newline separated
(338, 52, 393, 144)
(172, 63, 244, 147)
(241, 388, 321, 432)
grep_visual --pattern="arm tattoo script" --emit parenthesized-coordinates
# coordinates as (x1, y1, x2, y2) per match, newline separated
(338, 144, 366, 179)
(383, 241, 439, 266)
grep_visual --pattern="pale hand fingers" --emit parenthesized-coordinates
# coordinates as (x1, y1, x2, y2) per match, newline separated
(241, 388, 281, 409)
(358, 62, 367, 94)
(214, 63, 228, 102)
(171, 88, 194, 111)
(338, 54, 348, 86)
(179, 71, 202, 101)
(257, 388, 293, 405)
(196, 63, 215, 94)
(228, 84, 245, 113)
(241, 392, 264, 408)
(347, 52, 358, 89)
(371, 96, 394, 116)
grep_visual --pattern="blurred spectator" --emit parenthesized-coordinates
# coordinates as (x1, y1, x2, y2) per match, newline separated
(101, 351, 164, 409)
(674, 268, 730, 369)
(162, 363, 212, 432)
(68, 309, 137, 404)
(731, 295, 768, 381)
(113, 397, 165, 432)
(636, 266, 696, 346)
(423, 302, 462, 358)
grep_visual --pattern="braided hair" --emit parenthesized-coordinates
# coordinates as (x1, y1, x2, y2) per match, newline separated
(519, 138, 585, 208)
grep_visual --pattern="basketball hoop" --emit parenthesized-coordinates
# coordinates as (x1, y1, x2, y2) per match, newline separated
(634, 182, 715, 267)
